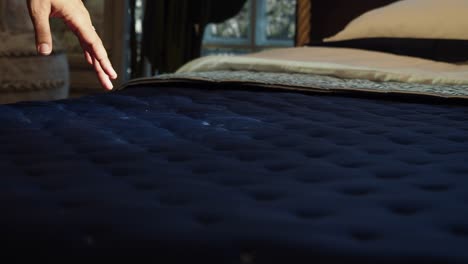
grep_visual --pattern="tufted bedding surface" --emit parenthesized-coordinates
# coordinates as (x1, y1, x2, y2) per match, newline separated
(1, 83, 468, 263)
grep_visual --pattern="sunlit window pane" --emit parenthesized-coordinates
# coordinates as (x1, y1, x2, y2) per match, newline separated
(203, 1, 251, 42)
(202, 47, 252, 56)
(202, 0, 296, 55)
(265, 0, 296, 41)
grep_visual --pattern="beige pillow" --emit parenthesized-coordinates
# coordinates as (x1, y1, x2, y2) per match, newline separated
(324, 0, 468, 42)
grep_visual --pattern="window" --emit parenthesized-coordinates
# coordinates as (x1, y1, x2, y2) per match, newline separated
(202, 0, 297, 55)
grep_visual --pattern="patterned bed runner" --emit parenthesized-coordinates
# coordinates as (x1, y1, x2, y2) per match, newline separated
(122, 71, 468, 100)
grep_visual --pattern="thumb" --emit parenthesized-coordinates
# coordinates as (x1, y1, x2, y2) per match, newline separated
(27, 1, 53, 55)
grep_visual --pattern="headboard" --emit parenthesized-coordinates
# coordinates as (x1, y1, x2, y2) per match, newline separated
(295, 0, 399, 46)
(294, 0, 468, 62)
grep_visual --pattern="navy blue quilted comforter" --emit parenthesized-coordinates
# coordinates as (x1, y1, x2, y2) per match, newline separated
(1, 85, 468, 263)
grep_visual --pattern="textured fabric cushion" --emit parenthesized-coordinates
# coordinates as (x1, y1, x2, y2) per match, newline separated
(324, 0, 468, 42)
(0, 33, 69, 104)
(1, 85, 468, 263)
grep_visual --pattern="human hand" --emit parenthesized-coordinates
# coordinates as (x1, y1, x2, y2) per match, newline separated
(26, 0, 117, 90)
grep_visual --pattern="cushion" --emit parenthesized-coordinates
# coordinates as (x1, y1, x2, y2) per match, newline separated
(323, 0, 468, 42)
(309, 38, 468, 63)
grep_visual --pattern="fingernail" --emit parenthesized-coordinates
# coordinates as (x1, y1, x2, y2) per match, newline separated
(107, 80, 114, 90)
(38, 43, 51, 55)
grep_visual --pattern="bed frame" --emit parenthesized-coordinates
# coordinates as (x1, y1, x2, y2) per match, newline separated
(295, 0, 398, 46)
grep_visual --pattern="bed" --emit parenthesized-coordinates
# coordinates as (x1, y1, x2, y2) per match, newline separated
(2, 0, 468, 263)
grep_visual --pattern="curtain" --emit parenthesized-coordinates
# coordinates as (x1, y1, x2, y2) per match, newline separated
(130, 0, 246, 77)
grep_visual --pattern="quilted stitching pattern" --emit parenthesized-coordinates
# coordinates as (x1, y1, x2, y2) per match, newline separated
(1, 86, 468, 263)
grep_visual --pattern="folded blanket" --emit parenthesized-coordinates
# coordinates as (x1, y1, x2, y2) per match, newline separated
(177, 47, 468, 86)
(123, 47, 468, 100)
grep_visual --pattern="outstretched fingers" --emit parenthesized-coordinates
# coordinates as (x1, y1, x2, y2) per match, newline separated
(82, 32, 117, 90)
(70, 11, 118, 79)
(67, 3, 118, 89)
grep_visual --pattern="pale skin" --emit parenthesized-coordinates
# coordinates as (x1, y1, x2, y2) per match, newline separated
(26, 0, 117, 90)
